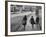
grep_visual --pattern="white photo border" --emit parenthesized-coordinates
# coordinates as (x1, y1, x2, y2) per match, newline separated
(5, 1, 45, 36)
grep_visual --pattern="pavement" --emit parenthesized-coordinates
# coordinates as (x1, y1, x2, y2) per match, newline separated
(11, 11, 41, 32)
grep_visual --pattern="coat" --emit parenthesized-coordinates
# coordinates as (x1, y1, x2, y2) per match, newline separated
(30, 17, 35, 24)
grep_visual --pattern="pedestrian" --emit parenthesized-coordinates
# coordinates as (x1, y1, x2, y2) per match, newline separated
(36, 16, 41, 30)
(22, 15, 27, 30)
(36, 16, 39, 24)
(30, 16, 35, 29)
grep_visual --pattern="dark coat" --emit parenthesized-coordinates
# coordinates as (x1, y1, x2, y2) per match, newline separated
(30, 17, 35, 24)
(22, 16, 27, 26)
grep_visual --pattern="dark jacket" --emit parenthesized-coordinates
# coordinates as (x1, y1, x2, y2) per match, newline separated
(36, 17, 39, 24)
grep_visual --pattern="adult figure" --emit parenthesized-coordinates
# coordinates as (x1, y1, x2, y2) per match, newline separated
(22, 15, 27, 30)
(36, 16, 41, 30)
(30, 16, 35, 29)
(36, 16, 39, 24)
